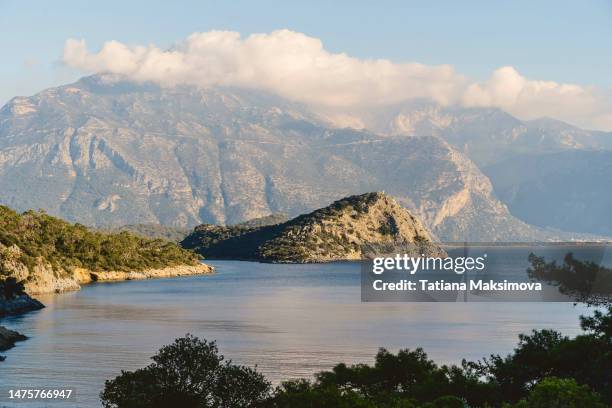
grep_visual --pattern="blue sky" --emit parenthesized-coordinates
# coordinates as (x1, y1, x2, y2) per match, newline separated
(1, 0, 612, 128)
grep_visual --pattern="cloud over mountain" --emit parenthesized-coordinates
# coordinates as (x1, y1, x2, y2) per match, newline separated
(63, 30, 612, 130)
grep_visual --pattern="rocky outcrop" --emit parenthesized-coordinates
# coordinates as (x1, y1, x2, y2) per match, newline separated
(0, 326, 27, 356)
(183, 192, 445, 263)
(0, 294, 44, 317)
(80, 264, 214, 284)
(1, 241, 213, 295)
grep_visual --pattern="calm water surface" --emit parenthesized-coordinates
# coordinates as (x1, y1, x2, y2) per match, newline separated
(0, 258, 592, 407)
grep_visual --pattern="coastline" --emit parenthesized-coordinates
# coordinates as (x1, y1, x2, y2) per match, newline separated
(24, 262, 215, 295)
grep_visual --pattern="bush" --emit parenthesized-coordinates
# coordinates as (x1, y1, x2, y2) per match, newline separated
(474, 306, 612, 404)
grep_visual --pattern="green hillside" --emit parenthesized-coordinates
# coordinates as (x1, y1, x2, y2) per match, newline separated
(0, 206, 200, 276)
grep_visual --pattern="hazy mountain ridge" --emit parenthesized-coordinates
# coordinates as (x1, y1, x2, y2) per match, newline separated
(361, 101, 612, 237)
(0, 75, 605, 241)
(370, 100, 612, 167)
(484, 150, 612, 236)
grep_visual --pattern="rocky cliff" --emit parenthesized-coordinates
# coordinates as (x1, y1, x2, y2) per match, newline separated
(183, 192, 445, 263)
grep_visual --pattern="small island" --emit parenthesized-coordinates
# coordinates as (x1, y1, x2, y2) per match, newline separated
(182, 192, 444, 263)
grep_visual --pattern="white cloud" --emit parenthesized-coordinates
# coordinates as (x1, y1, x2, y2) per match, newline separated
(63, 30, 612, 131)
(462, 66, 612, 130)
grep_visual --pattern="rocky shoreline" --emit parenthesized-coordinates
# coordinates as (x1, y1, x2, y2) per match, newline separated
(0, 294, 45, 317)
(0, 294, 45, 360)
(24, 263, 215, 295)
(0, 326, 28, 360)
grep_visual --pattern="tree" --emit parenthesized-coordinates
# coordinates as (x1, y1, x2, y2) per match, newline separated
(268, 348, 488, 407)
(527, 252, 612, 306)
(100, 334, 270, 408)
(506, 377, 605, 408)
(475, 308, 612, 405)
(264, 379, 377, 408)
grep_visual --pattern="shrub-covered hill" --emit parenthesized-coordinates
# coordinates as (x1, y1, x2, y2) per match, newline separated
(182, 192, 444, 263)
(0, 206, 209, 293)
(100, 223, 192, 242)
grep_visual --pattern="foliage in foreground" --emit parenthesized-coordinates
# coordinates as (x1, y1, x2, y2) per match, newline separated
(101, 306, 611, 408)
(101, 335, 270, 408)
(504, 377, 606, 408)
(0, 206, 200, 275)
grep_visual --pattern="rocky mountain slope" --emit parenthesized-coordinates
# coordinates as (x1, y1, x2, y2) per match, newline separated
(0, 75, 581, 241)
(0, 205, 212, 294)
(367, 101, 612, 237)
(182, 192, 445, 262)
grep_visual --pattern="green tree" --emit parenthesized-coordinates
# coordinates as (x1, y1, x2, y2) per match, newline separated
(264, 379, 377, 408)
(506, 377, 605, 408)
(100, 334, 270, 408)
(476, 307, 612, 404)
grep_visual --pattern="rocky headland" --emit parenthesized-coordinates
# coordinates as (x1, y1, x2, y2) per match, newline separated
(182, 192, 445, 263)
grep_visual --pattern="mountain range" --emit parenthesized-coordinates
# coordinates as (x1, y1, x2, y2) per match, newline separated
(0, 75, 609, 241)
(368, 101, 612, 236)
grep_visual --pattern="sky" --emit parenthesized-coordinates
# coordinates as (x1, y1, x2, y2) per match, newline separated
(1, 0, 612, 129)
